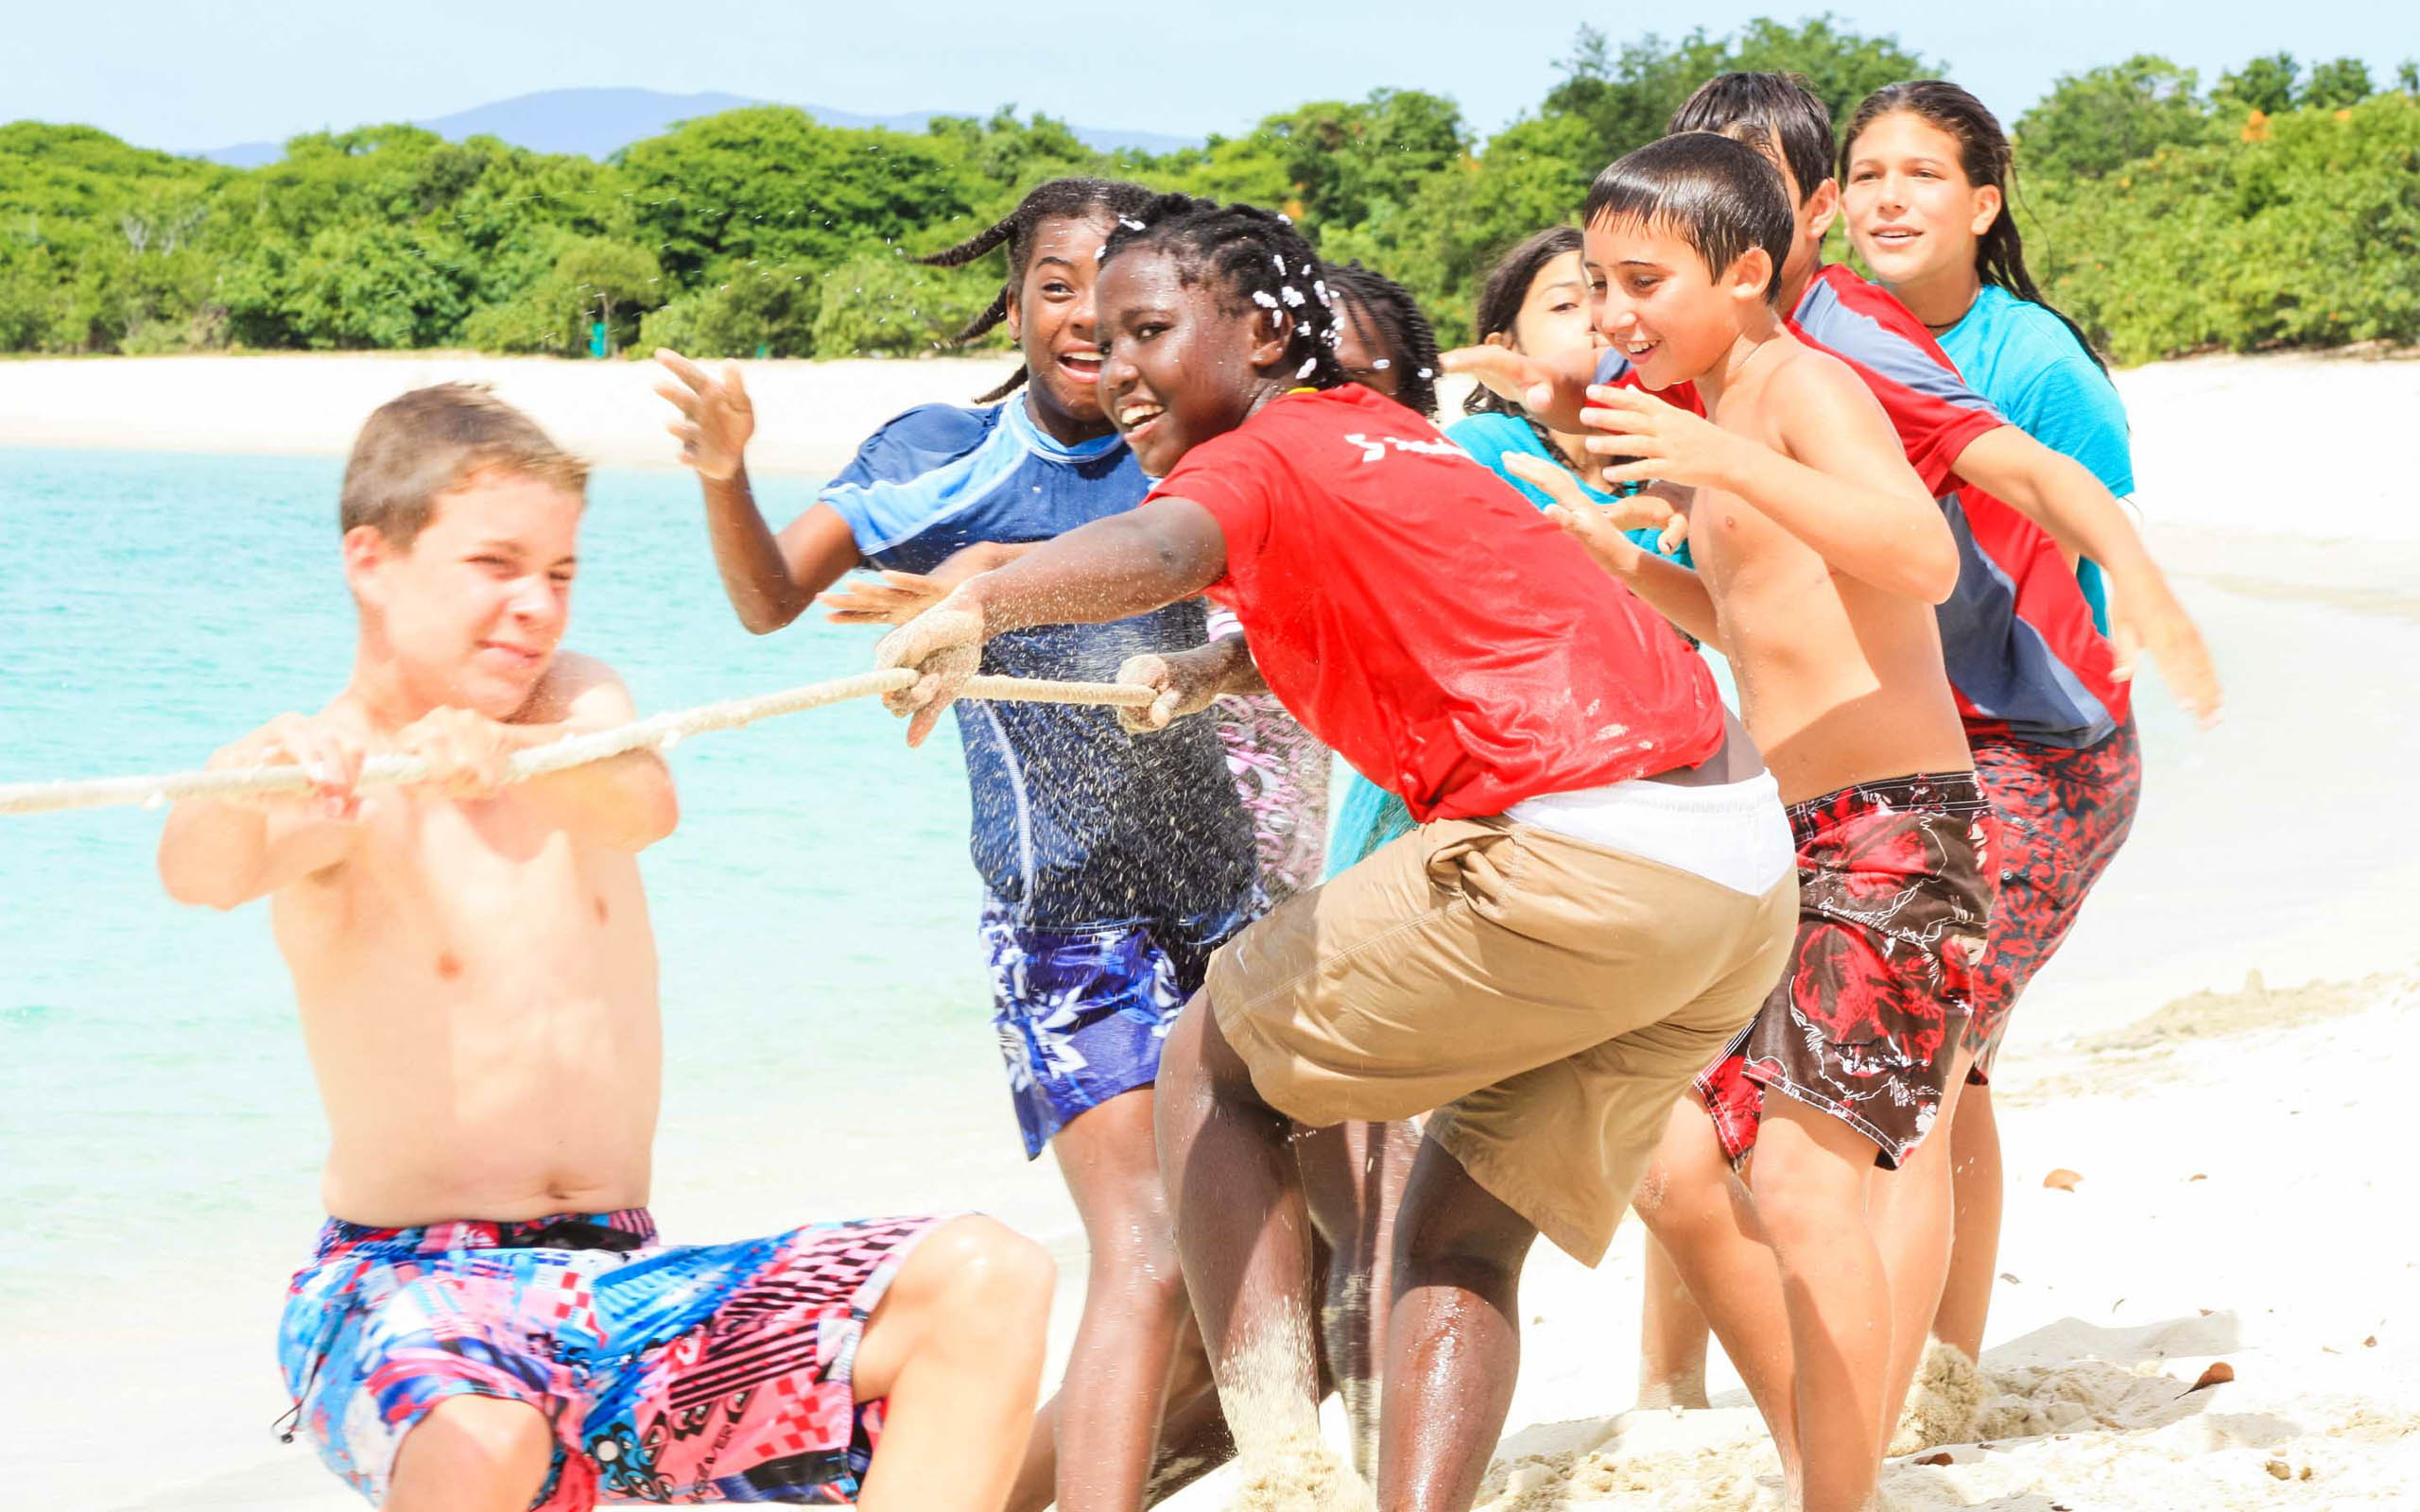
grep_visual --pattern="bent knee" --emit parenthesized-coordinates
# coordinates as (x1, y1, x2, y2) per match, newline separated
(1633, 1149, 1745, 1242)
(1745, 1166, 1870, 1252)
(395, 1394, 552, 1490)
(918, 1216, 1057, 1319)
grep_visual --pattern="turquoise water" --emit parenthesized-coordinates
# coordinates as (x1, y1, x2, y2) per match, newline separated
(0, 449, 1033, 1318)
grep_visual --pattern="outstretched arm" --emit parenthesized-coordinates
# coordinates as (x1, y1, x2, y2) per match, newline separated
(656, 350, 861, 633)
(873, 497, 1229, 746)
(1952, 424, 2221, 726)
(961, 497, 1228, 637)
(1584, 374, 1959, 604)
(1440, 343, 1602, 434)
(819, 541, 1037, 626)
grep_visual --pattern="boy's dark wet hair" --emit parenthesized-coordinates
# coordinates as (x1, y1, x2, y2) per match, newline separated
(1463, 227, 1584, 418)
(1843, 80, 2107, 372)
(1098, 195, 1347, 389)
(1583, 133, 1795, 305)
(1668, 71, 1837, 206)
(1323, 261, 1441, 418)
(919, 176, 1157, 404)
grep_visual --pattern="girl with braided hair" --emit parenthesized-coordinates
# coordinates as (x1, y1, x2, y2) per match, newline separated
(827, 192, 1420, 1499)
(1203, 256, 1448, 917)
(653, 178, 1261, 1512)
(874, 194, 1793, 1510)
(1323, 261, 1442, 419)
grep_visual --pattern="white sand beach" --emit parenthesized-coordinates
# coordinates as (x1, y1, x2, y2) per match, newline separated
(0, 351, 1021, 478)
(5, 350, 2416, 1508)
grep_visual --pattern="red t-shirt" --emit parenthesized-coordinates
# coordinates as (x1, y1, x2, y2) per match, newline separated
(1150, 385, 1724, 822)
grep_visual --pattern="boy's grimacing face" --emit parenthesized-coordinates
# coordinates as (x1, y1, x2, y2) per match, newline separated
(1584, 215, 1755, 390)
(1097, 249, 1278, 475)
(347, 470, 582, 719)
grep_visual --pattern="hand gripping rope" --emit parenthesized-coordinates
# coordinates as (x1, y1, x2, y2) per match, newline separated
(0, 670, 1154, 817)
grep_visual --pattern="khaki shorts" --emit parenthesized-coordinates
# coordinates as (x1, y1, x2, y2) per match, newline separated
(1206, 816, 1797, 1263)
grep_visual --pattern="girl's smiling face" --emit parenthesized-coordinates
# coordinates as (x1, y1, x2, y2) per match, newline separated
(1841, 111, 2001, 291)
(1007, 214, 1115, 438)
(1096, 246, 1287, 475)
(1495, 249, 1606, 369)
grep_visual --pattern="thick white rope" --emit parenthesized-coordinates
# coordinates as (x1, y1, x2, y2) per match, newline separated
(0, 670, 1155, 817)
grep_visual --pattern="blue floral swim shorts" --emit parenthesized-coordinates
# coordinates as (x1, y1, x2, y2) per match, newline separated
(981, 898, 1239, 1157)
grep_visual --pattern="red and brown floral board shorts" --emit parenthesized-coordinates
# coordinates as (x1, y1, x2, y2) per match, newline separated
(1965, 720, 2142, 1082)
(1696, 771, 1997, 1169)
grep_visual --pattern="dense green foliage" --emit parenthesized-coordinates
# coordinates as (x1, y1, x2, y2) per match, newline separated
(2027, 94, 2420, 360)
(4, 23, 2415, 363)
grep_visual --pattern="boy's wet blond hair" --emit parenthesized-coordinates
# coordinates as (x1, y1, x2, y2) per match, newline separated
(339, 384, 589, 548)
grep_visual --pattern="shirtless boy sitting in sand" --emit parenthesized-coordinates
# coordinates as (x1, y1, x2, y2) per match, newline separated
(1542, 135, 1988, 1512)
(157, 383, 1052, 1512)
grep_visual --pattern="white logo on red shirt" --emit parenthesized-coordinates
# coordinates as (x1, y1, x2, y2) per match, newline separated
(1342, 432, 1469, 465)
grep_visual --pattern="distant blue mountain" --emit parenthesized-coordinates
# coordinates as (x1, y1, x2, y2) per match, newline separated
(193, 86, 1201, 166)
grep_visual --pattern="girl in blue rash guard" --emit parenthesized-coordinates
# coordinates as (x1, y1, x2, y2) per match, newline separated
(1325, 231, 1696, 875)
(1841, 80, 2132, 633)
(654, 178, 1255, 1512)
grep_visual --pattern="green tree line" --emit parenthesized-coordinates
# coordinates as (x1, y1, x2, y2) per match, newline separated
(4, 21, 2413, 366)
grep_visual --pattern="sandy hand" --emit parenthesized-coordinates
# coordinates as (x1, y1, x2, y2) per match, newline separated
(654, 348, 754, 481)
(820, 541, 1021, 627)
(1440, 344, 1555, 414)
(874, 605, 986, 747)
(1114, 648, 1227, 734)
(213, 713, 369, 819)
(2109, 585, 2222, 729)
(820, 570, 948, 627)
(395, 708, 516, 799)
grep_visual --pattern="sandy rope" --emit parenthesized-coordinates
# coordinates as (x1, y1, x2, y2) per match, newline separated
(0, 670, 1154, 816)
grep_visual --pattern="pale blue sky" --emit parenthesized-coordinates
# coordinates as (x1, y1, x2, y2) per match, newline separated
(16, 1, 2412, 153)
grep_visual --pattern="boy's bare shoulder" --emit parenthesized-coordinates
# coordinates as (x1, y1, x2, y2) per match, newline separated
(518, 649, 638, 727)
(1764, 339, 1893, 435)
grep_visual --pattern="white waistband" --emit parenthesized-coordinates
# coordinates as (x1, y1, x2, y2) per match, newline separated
(1505, 770, 1794, 896)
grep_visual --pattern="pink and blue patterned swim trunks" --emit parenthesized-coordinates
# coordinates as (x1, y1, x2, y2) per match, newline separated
(277, 1208, 939, 1507)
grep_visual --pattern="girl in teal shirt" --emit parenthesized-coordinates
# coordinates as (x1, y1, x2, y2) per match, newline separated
(1841, 81, 2132, 632)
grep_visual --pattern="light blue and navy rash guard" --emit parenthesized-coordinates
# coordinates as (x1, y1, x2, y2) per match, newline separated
(821, 396, 1257, 932)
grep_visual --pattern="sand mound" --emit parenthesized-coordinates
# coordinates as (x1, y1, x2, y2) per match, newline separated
(1228, 1435, 1371, 1512)
(1888, 1338, 1982, 1455)
(1473, 1407, 1781, 1510)
(1220, 1319, 1374, 1512)
(2079, 968, 2411, 1054)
